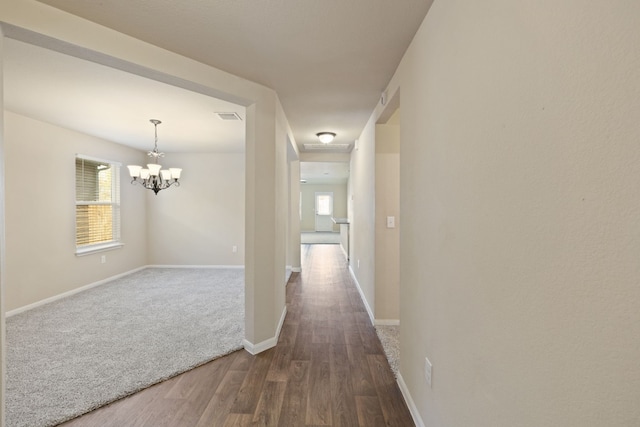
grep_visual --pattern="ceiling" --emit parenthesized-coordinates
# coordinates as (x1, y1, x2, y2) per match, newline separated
(4, 1, 432, 180)
(4, 38, 246, 153)
(30, 0, 433, 153)
(300, 162, 350, 185)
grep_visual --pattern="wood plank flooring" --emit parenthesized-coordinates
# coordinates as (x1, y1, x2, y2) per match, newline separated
(59, 244, 413, 426)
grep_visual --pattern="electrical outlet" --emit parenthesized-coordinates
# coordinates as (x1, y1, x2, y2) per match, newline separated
(101, 255, 106, 264)
(425, 357, 432, 388)
(232, 245, 238, 253)
(357, 259, 360, 268)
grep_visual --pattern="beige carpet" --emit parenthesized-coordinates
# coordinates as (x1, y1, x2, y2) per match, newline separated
(6, 268, 245, 427)
(375, 325, 400, 377)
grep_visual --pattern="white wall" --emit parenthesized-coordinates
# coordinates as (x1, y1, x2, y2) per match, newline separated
(147, 152, 244, 266)
(380, 0, 640, 425)
(287, 159, 301, 271)
(4, 112, 147, 311)
(374, 113, 400, 322)
(349, 116, 376, 321)
(300, 183, 347, 232)
(0, 34, 7, 419)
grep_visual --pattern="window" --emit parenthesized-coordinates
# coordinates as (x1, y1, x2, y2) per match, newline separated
(75, 155, 122, 255)
(316, 194, 333, 215)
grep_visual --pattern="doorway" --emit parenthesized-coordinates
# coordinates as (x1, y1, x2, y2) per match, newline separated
(298, 160, 349, 242)
(314, 191, 334, 231)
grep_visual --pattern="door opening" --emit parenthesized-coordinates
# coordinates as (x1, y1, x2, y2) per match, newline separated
(314, 192, 334, 232)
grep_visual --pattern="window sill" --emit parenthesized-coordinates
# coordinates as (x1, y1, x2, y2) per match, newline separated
(76, 242, 124, 257)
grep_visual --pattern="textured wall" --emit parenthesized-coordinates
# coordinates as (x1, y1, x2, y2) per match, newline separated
(349, 115, 377, 320)
(375, 119, 400, 322)
(4, 112, 147, 311)
(385, 0, 640, 425)
(146, 152, 245, 266)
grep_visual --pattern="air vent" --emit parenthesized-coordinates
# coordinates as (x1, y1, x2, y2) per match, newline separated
(304, 143, 350, 151)
(215, 112, 242, 121)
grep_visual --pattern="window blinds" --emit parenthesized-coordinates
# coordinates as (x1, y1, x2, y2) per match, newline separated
(75, 156, 121, 248)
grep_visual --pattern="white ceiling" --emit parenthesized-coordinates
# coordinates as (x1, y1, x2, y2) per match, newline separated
(300, 162, 350, 185)
(4, 38, 246, 153)
(31, 0, 433, 152)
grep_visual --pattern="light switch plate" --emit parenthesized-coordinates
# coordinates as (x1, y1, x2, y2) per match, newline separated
(386, 216, 395, 228)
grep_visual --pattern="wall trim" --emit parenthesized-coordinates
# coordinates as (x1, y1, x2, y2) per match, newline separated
(397, 372, 425, 427)
(6, 266, 147, 317)
(243, 305, 287, 355)
(374, 319, 400, 326)
(348, 265, 375, 325)
(290, 267, 301, 273)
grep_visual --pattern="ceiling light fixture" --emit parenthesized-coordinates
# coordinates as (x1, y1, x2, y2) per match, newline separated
(316, 132, 336, 144)
(127, 119, 182, 195)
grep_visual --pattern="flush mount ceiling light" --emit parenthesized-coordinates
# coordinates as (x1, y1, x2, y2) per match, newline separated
(316, 132, 336, 144)
(127, 119, 182, 195)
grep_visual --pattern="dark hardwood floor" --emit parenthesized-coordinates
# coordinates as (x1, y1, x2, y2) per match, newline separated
(59, 244, 413, 426)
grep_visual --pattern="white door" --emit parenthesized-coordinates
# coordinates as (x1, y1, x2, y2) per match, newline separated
(315, 192, 334, 231)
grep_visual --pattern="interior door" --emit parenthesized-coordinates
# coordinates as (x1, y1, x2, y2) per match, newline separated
(314, 192, 334, 232)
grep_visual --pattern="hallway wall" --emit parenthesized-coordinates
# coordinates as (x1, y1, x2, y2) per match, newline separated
(374, 111, 400, 323)
(349, 116, 376, 321)
(382, 0, 640, 425)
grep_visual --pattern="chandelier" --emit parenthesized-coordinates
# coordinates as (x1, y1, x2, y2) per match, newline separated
(127, 119, 182, 195)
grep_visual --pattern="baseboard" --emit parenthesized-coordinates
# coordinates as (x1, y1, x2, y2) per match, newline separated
(348, 265, 375, 325)
(340, 244, 348, 260)
(285, 266, 293, 282)
(146, 264, 244, 269)
(243, 305, 287, 355)
(6, 266, 147, 317)
(291, 267, 301, 273)
(375, 319, 400, 326)
(397, 372, 426, 427)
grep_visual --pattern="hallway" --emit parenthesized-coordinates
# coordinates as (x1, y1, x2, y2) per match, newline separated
(60, 244, 413, 426)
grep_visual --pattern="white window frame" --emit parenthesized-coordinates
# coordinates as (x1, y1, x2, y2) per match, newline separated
(75, 154, 124, 256)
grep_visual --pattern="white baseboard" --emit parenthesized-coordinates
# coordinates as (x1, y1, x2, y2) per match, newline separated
(291, 267, 301, 273)
(375, 319, 400, 326)
(146, 264, 244, 269)
(348, 265, 375, 325)
(340, 244, 348, 260)
(6, 266, 147, 317)
(397, 372, 425, 427)
(243, 305, 287, 355)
